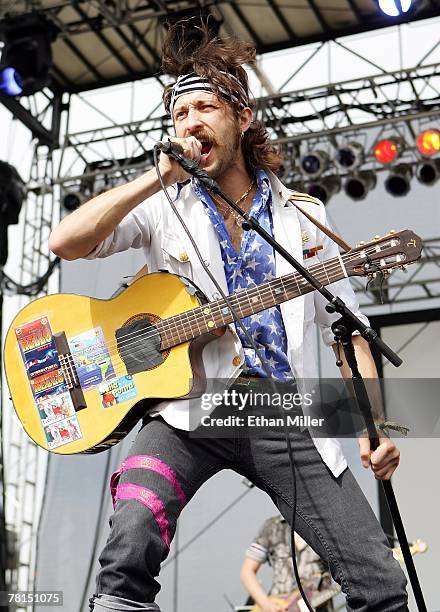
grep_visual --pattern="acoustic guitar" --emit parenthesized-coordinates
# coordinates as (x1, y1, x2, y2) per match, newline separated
(4, 230, 422, 454)
(250, 583, 341, 611)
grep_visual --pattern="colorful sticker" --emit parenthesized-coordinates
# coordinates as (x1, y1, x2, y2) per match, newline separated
(44, 415, 83, 450)
(36, 391, 76, 426)
(15, 316, 83, 447)
(69, 327, 115, 390)
(99, 375, 137, 408)
(30, 368, 67, 400)
(15, 317, 60, 379)
(303, 245, 323, 259)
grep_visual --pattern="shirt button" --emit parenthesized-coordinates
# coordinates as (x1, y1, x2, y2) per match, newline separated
(179, 251, 189, 262)
(232, 356, 241, 366)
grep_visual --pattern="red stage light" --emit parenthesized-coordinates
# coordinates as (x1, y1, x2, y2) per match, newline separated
(416, 129, 440, 157)
(374, 139, 399, 164)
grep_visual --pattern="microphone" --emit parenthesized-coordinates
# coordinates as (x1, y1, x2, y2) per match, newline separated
(155, 139, 220, 192)
(156, 140, 184, 156)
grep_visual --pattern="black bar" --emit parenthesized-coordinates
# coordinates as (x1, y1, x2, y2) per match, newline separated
(0, 94, 54, 148)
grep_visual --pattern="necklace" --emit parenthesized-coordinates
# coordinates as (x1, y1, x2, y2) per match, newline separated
(212, 178, 255, 227)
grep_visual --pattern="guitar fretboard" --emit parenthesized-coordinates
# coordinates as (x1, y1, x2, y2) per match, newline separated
(156, 254, 347, 350)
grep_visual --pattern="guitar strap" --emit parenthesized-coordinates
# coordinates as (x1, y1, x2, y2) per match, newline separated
(287, 196, 352, 253)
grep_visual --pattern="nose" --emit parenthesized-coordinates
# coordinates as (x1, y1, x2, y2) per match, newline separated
(185, 107, 204, 134)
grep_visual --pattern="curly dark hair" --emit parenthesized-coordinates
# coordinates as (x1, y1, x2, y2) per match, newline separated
(161, 22, 283, 175)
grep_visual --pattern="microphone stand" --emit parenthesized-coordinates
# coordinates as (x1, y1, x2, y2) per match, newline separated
(331, 319, 426, 611)
(157, 145, 427, 610)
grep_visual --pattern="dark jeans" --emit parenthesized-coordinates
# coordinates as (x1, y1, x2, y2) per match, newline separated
(91, 414, 408, 611)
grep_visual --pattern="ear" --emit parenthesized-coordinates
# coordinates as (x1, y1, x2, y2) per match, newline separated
(238, 107, 253, 133)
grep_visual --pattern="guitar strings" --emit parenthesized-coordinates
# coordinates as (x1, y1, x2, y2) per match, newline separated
(61, 246, 391, 381)
(108, 244, 389, 352)
(74, 245, 390, 361)
(80, 255, 348, 358)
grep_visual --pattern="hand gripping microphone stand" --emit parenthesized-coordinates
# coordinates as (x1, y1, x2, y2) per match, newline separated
(157, 142, 427, 610)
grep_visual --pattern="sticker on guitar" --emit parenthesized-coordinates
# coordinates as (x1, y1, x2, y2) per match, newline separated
(15, 316, 84, 448)
(16, 317, 60, 379)
(44, 415, 82, 449)
(99, 375, 138, 408)
(69, 327, 115, 390)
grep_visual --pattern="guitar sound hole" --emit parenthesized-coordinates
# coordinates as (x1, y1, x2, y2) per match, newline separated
(115, 313, 169, 374)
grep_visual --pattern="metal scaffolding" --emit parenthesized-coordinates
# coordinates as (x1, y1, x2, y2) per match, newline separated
(2, 90, 66, 607)
(0, 19, 439, 608)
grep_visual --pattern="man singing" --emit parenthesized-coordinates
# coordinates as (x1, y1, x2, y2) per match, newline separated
(49, 24, 407, 612)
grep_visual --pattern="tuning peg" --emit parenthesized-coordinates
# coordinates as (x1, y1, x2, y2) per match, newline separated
(356, 241, 365, 247)
(399, 264, 408, 272)
(388, 229, 396, 234)
(373, 235, 381, 241)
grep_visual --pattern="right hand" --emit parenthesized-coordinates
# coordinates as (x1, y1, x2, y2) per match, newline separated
(157, 136, 202, 186)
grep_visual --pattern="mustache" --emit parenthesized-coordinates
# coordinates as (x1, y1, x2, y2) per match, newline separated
(193, 132, 217, 146)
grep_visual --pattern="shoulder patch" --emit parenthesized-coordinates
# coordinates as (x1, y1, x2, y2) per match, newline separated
(291, 190, 322, 206)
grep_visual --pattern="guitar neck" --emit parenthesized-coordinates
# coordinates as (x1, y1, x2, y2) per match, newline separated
(159, 255, 347, 349)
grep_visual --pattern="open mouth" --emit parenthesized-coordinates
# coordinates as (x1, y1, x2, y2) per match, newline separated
(201, 141, 213, 156)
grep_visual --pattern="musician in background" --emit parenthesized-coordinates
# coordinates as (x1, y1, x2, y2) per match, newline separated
(241, 516, 335, 612)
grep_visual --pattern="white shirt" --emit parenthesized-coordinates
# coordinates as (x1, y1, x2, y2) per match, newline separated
(86, 172, 369, 476)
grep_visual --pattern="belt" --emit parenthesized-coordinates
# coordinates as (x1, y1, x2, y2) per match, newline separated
(233, 375, 264, 386)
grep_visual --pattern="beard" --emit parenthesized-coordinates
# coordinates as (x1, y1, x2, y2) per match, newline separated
(193, 121, 242, 180)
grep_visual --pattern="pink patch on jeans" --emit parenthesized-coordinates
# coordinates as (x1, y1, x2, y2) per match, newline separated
(110, 455, 186, 510)
(115, 483, 171, 548)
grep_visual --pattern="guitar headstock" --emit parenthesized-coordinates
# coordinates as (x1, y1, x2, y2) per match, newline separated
(393, 539, 428, 563)
(344, 230, 422, 278)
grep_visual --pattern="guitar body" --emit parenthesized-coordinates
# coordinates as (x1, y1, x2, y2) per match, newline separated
(250, 585, 319, 612)
(250, 583, 339, 611)
(4, 273, 218, 455)
(250, 595, 292, 612)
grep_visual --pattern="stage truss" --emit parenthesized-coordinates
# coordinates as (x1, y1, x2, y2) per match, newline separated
(1, 19, 440, 608)
(1, 87, 64, 606)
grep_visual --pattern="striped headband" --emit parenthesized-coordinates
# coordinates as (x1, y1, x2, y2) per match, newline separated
(168, 72, 249, 115)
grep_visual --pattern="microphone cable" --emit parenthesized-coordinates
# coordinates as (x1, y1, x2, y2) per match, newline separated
(153, 144, 316, 612)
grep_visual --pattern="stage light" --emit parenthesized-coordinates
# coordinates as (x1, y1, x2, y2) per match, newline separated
(334, 142, 364, 171)
(307, 176, 341, 204)
(62, 191, 85, 212)
(344, 171, 377, 201)
(374, 138, 402, 164)
(385, 164, 413, 197)
(416, 159, 440, 186)
(0, 161, 26, 266)
(0, 13, 57, 96)
(378, 0, 412, 17)
(373, 136, 405, 165)
(416, 129, 440, 157)
(300, 150, 329, 179)
(0, 66, 23, 96)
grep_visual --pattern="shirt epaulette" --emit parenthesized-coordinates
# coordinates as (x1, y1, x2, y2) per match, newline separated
(290, 191, 322, 206)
